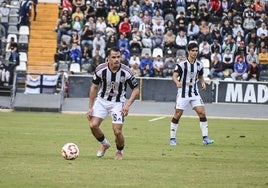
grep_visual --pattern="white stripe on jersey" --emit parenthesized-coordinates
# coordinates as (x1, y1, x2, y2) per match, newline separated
(93, 62, 138, 102)
(175, 59, 204, 98)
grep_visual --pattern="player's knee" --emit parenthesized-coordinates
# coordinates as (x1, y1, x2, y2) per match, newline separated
(113, 129, 122, 137)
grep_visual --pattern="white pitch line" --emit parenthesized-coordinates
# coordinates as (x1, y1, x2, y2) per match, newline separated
(149, 116, 166, 122)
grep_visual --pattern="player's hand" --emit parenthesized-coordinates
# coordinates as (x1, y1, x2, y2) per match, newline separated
(121, 105, 129, 117)
(201, 82, 206, 90)
(176, 82, 182, 88)
(86, 108, 93, 121)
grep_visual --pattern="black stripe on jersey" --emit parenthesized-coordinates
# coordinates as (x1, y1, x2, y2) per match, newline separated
(116, 71, 125, 102)
(100, 69, 107, 98)
(188, 63, 194, 97)
(182, 61, 188, 98)
(193, 62, 200, 96)
(107, 72, 116, 101)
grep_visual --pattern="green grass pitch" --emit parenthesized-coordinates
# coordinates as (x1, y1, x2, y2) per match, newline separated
(0, 112, 268, 188)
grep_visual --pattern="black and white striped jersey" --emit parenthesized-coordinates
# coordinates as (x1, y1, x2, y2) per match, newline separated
(174, 59, 204, 98)
(92, 62, 138, 102)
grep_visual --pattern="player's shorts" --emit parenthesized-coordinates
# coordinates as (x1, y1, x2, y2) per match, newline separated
(175, 94, 204, 110)
(92, 97, 124, 124)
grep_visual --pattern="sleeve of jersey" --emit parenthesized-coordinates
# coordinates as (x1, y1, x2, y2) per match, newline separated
(174, 64, 183, 76)
(127, 75, 139, 89)
(199, 67, 204, 76)
(92, 73, 101, 85)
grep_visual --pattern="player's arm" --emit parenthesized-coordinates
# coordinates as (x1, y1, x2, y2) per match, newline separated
(87, 83, 98, 120)
(122, 76, 140, 116)
(198, 69, 206, 91)
(172, 64, 182, 88)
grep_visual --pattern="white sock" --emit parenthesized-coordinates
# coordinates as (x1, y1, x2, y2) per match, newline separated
(101, 138, 109, 145)
(200, 121, 208, 137)
(170, 122, 178, 139)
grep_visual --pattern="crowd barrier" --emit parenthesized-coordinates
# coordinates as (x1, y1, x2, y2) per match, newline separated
(68, 75, 268, 105)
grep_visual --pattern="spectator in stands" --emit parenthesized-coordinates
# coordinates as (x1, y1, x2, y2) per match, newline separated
(245, 30, 258, 46)
(81, 45, 91, 65)
(141, 27, 153, 49)
(257, 34, 268, 52)
(0, 61, 11, 85)
(222, 48, 234, 71)
(129, 28, 142, 56)
(92, 44, 105, 59)
(119, 44, 130, 60)
(222, 34, 237, 55)
(152, 29, 164, 50)
(247, 61, 260, 81)
(162, 0, 176, 18)
(152, 9, 164, 27)
(230, 0, 245, 18)
(19, 0, 32, 26)
(95, 0, 108, 18)
(96, 17, 107, 36)
(83, 1, 95, 20)
(118, 17, 132, 38)
(129, 54, 141, 77)
(71, 16, 84, 36)
(57, 15, 72, 43)
(72, 0, 84, 9)
(140, 53, 154, 77)
(243, 14, 256, 36)
(198, 20, 213, 44)
(71, 6, 84, 21)
(165, 20, 176, 34)
(107, 0, 120, 9)
(175, 11, 187, 33)
(54, 41, 70, 69)
(117, 33, 129, 49)
(220, 19, 233, 39)
(81, 23, 94, 50)
(246, 47, 259, 65)
(176, 30, 187, 50)
(120, 53, 130, 67)
(0, 1, 9, 36)
(253, 0, 266, 19)
(210, 48, 222, 63)
(163, 56, 176, 78)
(153, 55, 164, 77)
(92, 32, 106, 52)
(199, 39, 211, 60)
(164, 30, 176, 51)
(187, 19, 199, 41)
(152, 19, 165, 34)
(90, 48, 104, 73)
(118, 0, 129, 19)
(9, 46, 19, 65)
(209, 55, 224, 80)
(106, 35, 117, 52)
(70, 42, 82, 64)
(70, 30, 81, 46)
(186, 2, 197, 22)
(258, 46, 268, 69)
(107, 7, 120, 29)
(256, 12, 268, 28)
(129, 0, 141, 18)
(198, 2, 210, 22)
(210, 39, 222, 54)
(84, 16, 96, 32)
(231, 56, 248, 81)
(141, 0, 154, 17)
(6, 37, 18, 53)
(221, 0, 231, 16)
(257, 22, 268, 37)
(232, 21, 244, 39)
(209, 0, 222, 18)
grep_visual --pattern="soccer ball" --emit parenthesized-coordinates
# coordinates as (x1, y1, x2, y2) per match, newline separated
(61, 143, 79, 160)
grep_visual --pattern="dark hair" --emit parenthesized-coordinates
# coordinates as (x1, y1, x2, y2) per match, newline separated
(107, 47, 120, 56)
(187, 42, 199, 51)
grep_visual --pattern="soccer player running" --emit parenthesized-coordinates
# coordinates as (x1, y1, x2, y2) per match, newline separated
(169, 42, 214, 146)
(87, 47, 139, 160)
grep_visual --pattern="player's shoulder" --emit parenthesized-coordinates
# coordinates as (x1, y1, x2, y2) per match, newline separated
(95, 62, 108, 73)
(121, 64, 133, 75)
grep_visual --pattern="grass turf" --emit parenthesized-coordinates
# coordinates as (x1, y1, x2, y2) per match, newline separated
(0, 112, 268, 188)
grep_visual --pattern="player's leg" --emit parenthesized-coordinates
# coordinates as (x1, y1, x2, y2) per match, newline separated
(169, 97, 188, 146)
(193, 102, 214, 145)
(111, 103, 125, 160)
(112, 123, 124, 160)
(90, 99, 110, 157)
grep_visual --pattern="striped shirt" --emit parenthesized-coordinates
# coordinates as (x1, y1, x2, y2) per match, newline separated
(92, 62, 138, 102)
(174, 59, 204, 98)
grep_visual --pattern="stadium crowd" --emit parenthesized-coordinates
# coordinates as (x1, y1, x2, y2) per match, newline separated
(54, 0, 267, 81)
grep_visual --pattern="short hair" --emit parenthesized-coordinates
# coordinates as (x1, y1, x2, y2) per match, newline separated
(187, 41, 199, 51)
(107, 47, 120, 56)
